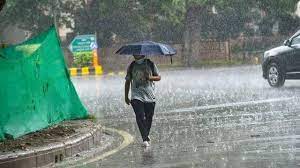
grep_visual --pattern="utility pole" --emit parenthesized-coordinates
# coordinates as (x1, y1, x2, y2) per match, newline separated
(183, 0, 192, 67)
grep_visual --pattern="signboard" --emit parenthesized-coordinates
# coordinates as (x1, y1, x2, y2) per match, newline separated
(69, 34, 98, 53)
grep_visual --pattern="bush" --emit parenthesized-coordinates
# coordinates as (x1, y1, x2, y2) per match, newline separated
(73, 52, 93, 67)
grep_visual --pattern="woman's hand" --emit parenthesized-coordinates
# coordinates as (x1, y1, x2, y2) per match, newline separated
(147, 75, 161, 81)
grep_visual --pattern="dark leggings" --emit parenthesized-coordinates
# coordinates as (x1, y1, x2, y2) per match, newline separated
(131, 99, 155, 141)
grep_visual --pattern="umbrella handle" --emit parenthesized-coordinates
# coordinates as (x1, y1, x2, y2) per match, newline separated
(170, 56, 173, 64)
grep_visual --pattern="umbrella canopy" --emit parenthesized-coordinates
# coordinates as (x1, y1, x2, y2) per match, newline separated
(115, 41, 176, 56)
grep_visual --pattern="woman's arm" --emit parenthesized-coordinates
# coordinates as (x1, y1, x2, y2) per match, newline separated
(125, 80, 131, 105)
(148, 75, 161, 81)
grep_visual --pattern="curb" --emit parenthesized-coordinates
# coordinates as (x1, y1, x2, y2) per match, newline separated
(0, 124, 103, 168)
(57, 127, 135, 167)
(69, 68, 126, 77)
(68, 66, 126, 77)
(81, 127, 134, 164)
(69, 66, 103, 76)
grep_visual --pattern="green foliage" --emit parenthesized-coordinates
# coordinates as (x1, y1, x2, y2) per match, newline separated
(73, 52, 93, 67)
(0, 0, 299, 45)
(73, 0, 146, 46)
(256, 0, 298, 15)
(254, 0, 300, 36)
(0, 0, 85, 36)
(278, 14, 300, 36)
(86, 114, 97, 122)
(258, 16, 275, 36)
(231, 44, 242, 53)
(73, 0, 187, 45)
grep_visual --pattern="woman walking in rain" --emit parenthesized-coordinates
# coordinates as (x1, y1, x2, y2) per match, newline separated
(116, 41, 175, 147)
(124, 55, 161, 147)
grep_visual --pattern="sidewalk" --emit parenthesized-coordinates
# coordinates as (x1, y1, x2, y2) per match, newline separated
(0, 120, 113, 168)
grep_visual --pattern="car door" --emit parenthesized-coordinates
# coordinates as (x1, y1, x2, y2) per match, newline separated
(289, 34, 300, 71)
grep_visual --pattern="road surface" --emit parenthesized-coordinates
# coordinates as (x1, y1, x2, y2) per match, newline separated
(71, 65, 300, 168)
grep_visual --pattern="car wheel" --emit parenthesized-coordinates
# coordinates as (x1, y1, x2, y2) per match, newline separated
(267, 62, 285, 87)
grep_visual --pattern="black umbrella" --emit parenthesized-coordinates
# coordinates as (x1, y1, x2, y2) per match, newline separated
(116, 41, 176, 63)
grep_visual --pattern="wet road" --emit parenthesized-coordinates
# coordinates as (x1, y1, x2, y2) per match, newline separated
(72, 66, 300, 168)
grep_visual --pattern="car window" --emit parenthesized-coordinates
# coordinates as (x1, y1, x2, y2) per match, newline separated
(291, 35, 300, 45)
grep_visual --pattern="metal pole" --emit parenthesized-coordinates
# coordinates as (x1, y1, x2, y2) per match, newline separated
(93, 31, 99, 67)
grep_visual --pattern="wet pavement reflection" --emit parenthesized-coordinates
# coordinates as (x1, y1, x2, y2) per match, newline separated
(72, 66, 300, 168)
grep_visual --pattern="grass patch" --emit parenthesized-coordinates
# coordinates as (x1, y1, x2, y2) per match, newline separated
(86, 114, 97, 122)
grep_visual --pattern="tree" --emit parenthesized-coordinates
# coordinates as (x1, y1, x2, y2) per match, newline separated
(278, 13, 300, 35)
(0, 0, 83, 37)
(136, 0, 186, 43)
(0, 0, 5, 12)
(255, 0, 300, 36)
(1, 0, 299, 46)
(70, 0, 187, 46)
(181, 0, 256, 65)
(72, 0, 147, 47)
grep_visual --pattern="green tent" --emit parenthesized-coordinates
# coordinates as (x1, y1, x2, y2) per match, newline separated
(0, 26, 88, 140)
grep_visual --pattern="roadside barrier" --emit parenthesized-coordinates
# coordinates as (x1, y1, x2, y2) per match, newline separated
(69, 66, 103, 76)
(69, 66, 126, 77)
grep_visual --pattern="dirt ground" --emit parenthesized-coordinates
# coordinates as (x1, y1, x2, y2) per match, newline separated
(0, 120, 97, 152)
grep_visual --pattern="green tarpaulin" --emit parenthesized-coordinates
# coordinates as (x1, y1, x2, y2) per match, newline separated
(0, 26, 88, 140)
